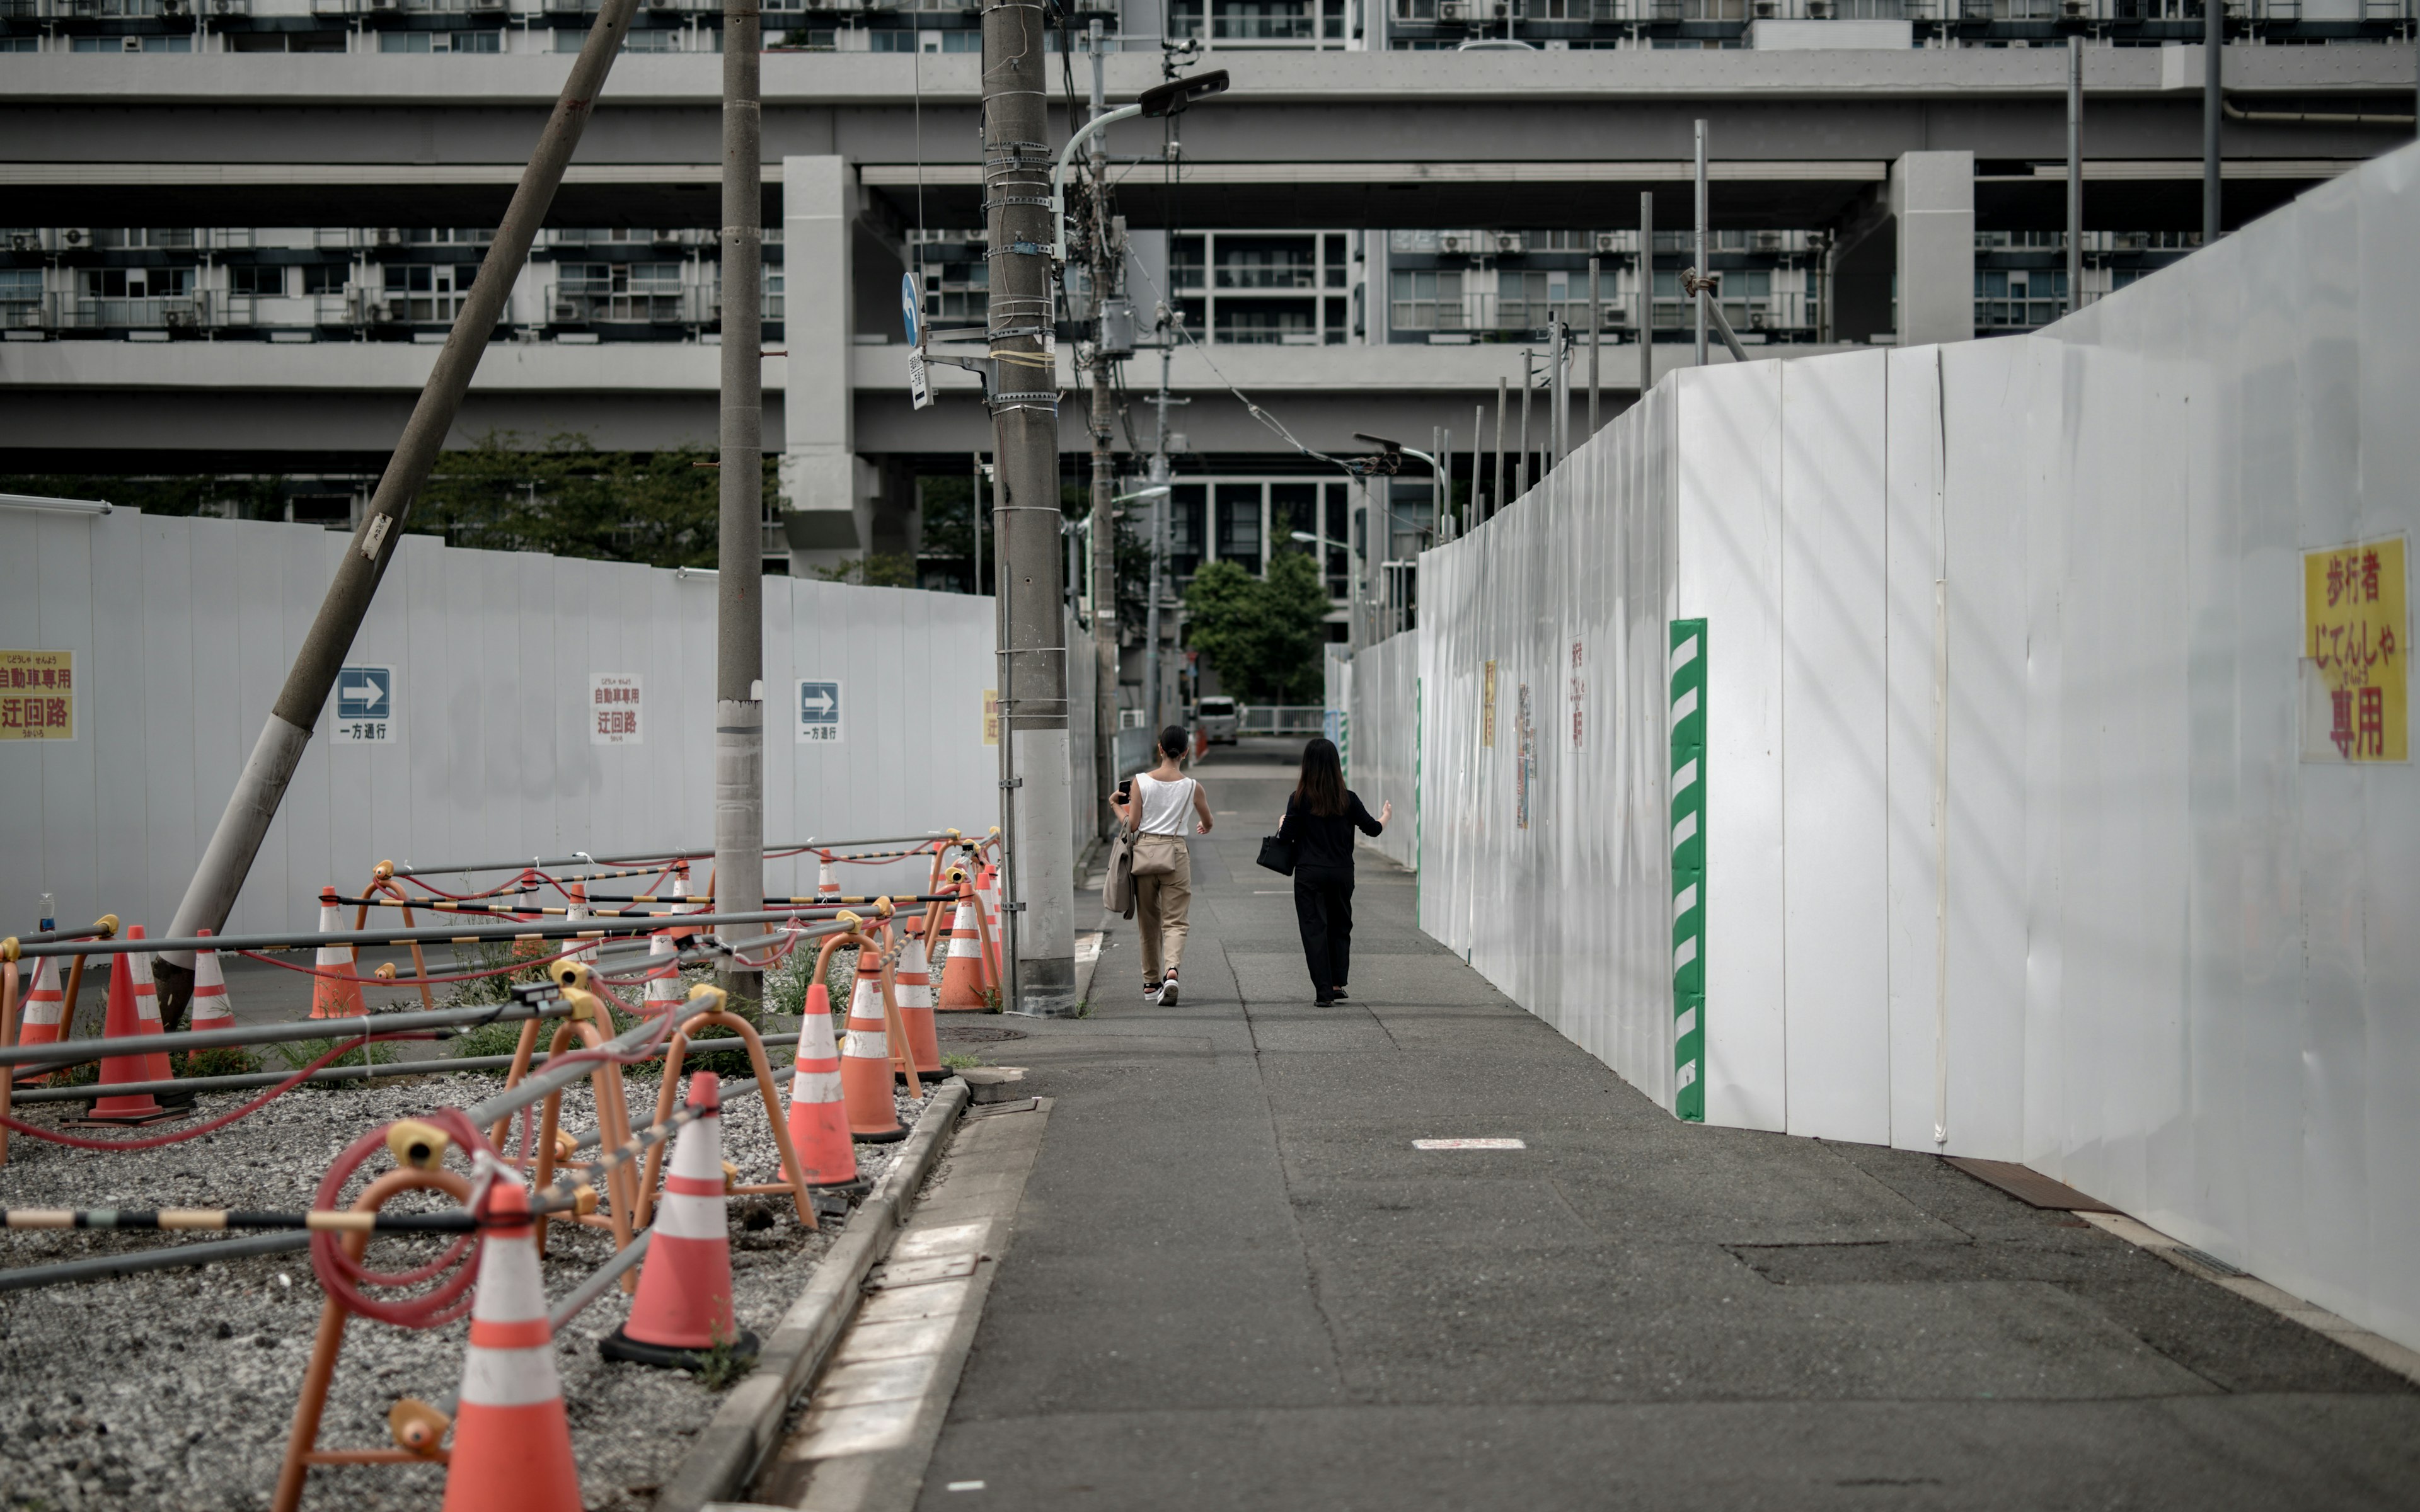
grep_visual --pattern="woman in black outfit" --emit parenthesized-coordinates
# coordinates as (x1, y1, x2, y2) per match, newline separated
(1279, 737, 1392, 1007)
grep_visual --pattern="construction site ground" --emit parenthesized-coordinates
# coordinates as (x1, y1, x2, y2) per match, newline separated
(901, 738, 2420, 1511)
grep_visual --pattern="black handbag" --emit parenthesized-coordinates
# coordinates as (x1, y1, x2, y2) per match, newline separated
(1255, 831, 1296, 876)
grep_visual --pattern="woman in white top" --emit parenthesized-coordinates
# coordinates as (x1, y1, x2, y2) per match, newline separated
(1110, 724, 1214, 1004)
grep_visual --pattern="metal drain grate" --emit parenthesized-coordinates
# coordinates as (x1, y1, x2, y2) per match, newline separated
(2171, 1246, 2248, 1278)
(938, 1025, 1028, 1043)
(1942, 1156, 2119, 1212)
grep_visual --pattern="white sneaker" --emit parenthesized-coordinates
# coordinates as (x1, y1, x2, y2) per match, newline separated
(1158, 974, 1179, 1006)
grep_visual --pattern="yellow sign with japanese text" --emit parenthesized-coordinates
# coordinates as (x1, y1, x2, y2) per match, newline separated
(2303, 536, 2407, 763)
(0, 651, 74, 741)
(983, 689, 999, 747)
(1481, 660, 1497, 748)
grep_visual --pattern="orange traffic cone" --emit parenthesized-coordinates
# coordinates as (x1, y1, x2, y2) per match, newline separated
(310, 888, 367, 1020)
(892, 928, 942, 1082)
(815, 857, 839, 906)
(604, 1072, 758, 1368)
(86, 932, 173, 1125)
(563, 884, 597, 970)
(441, 1182, 582, 1512)
(781, 980, 859, 1188)
(839, 946, 904, 1142)
(187, 929, 235, 1034)
(13, 954, 64, 1086)
(975, 862, 1005, 980)
(643, 931, 683, 1014)
(936, 890, 989, 1011)
(666, 864, 698, 942)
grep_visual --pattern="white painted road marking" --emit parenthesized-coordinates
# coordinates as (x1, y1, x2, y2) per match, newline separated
(1413, 1138, 1527, 1150)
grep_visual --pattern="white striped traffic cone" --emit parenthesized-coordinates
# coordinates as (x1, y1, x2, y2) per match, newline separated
(815, 857, 839, 906)
(893, 930, 942, 1081)
(123, 929, 173, 1085)
(781, 978, 858, 1188)
(975, 863, 1003, 980)
(839, 948, 904, 1141)
(309, 888, 367, 1019)
(187, 929, 235, 1034)
(13, 954, 64, 1085)
(563, 885, 597, 970)
(440, 1183, 582, 1512)
(936, 888, 988, 1011)
(604, 1072, 759, 1367)
(666, 866, 698, 941)
(643, 932, 683, 1014)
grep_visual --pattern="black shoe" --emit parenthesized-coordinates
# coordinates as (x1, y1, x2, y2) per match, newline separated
(1330, 988, 1348, 1000)
(1314, 995, 1337, 1007)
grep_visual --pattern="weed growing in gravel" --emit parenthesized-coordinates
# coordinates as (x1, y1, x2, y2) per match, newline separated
(174, 1046, 260, 1079)
(693, 1319, 758, 1392)
(941, 1052, 984, 1070)
(440, 939, 551, 1009)
(271, 1036, 398, 1085)
(444, 1016, 529, 1061)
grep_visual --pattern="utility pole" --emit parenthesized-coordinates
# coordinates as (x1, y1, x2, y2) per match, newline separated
(151, 0, 644, 1025)
(985, 0, 1076, 1016)
(1143, 330, 1178, 733)
(715, 0, 766, 1005)
(1085, 18, 1118, 847)
(2068, 37, 2083, 318)
(1639, 192, 1654, 398)
(1586, 255, 1600, 440)
(2203, 0, 2221, 246)
(1516, 351, 1531, 500)
(1492, 376, 1506, 520)
(1550, 317, 1569, 465)
(1694, 118, 1709, 367)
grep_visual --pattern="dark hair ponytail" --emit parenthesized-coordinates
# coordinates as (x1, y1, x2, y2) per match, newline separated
(1295, 737, 1345, 817)
(1158, 724, 1190, 760)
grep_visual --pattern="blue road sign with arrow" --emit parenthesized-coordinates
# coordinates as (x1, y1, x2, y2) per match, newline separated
(797, 679, 844, 745)
(333, 664, 395, 743)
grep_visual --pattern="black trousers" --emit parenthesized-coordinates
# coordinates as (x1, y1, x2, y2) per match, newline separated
(1292, 866, 1355, 1000)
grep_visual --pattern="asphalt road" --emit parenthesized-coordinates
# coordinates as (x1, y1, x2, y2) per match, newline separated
(921, 738, 2420, 1509)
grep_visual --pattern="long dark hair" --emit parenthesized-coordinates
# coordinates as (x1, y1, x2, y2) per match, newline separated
(1294, 737, 1345, 817)
(1157, 724, 1190, 760)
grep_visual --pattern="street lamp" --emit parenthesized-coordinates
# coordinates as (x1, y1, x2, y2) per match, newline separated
(1052, 71, 1230, 261)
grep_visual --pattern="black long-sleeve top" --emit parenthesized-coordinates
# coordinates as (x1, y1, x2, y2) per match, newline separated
(1281, 790, 1383, 873)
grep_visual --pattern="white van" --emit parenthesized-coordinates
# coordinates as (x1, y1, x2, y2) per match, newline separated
(1195, 696, 1240, 745)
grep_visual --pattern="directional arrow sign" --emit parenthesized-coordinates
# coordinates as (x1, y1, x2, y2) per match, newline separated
(333, 664, 395, 743)
(796, 679, 844, 745)
(900, 272, 920, 346)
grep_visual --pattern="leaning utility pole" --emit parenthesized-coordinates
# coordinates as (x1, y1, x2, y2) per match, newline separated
(715, 0, 766, 1003)
(985, 0, 1078, 1015)
(1085, 19, 1119, 842)
(152, 0, 645, 1026)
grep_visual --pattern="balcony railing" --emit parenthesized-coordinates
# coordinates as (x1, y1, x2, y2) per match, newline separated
(550, 290, 704, 324)
(58, 294, 212, 330)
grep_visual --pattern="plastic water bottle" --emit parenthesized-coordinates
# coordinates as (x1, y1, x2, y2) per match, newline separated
(38, 891, 54, 935)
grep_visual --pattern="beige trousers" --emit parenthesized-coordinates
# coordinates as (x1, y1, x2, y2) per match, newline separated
(1132, 837, 1192, 984)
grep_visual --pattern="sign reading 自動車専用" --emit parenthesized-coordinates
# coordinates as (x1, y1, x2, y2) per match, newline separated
(0, 650, 74, 740)
(2302, 536, 2407, 764)
(590, 673, 643, 746)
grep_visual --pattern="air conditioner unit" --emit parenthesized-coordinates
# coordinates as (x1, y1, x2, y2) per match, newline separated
(1751, 0, 1776, 16)
(1439, 0, 1468, 17)
(1490, 232, 1524, 255)
(1593, 231, 1622, 254)
(120, 34, 142, 50)
(2060, 0, 2083, 13)
(373, 228, 405, 248)
(59, 229, 91, 248)
(159, 0, 190, 13)
(1806, 0, 1831, 13)
(1439, 234, 1466, 255)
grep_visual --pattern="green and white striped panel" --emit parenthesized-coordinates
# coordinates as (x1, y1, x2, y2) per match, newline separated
(1669, 619, 1707, 1123)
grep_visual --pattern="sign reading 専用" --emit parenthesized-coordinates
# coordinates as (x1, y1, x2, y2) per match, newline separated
(0, 650, 73, 741)
(591, 673, 643, 745)
(2302, 536, 2407, 763)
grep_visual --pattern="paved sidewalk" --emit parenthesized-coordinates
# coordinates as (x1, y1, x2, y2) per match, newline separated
(919, 742, 2419, 1510)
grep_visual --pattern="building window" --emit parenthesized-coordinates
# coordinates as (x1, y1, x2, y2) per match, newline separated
(1390, 268, 1464, 331)
(228, 265, 286, 297)
(383, 263, 469, 323)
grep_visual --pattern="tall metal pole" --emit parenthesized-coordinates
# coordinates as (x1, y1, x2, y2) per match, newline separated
(1143, 333, 1172, 733)
(1085, 19, 1118, 847)
(1441, 427, 1453, 540)
(1693, 118, 1709, 367)
(2203, 0, 2221, 246)
(1550, 318, 1569, 465)
(1430, 427, 1443, 538)
(1516, 352, 1531, 501)
(714, 0, 766, 1004)
(153, 0, 644, 1021)
(986, 0, 1076, 1015)
(1586, 255, 1600, 440)
(2068, 37, 2084, 318)
(1492, 376, 1506, 518)
(971, 450, 984, 591)
(1472, 405, 1485, 524)
(1639, 192, 1654, 397)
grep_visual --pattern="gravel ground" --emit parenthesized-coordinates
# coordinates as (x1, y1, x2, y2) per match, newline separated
(0, 1048, 935, 1512)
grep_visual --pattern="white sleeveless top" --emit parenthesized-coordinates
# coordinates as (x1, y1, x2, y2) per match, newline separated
(1131, 774, 1198, 837)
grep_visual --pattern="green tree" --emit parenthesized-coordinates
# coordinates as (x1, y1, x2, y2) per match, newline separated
(415, 430, 776, 568)
(1183, 549, 1330, 703)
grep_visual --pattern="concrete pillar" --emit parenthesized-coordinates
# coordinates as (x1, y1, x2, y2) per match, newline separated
(1889, 150, 1974, 348)
(780, 154, 863, 574)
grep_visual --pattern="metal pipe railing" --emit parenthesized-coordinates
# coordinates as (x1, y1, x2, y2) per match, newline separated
(386, 832, 982, 879)
(4, 908, 855, 960)
(6, 1033, 802, 1104)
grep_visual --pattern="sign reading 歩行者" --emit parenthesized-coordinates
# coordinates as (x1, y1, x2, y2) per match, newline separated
(2302, 536, 2407, 763)
(331, 664, 394, 744)
(590, 673, 643, 745)
(797, 679, 844, 745)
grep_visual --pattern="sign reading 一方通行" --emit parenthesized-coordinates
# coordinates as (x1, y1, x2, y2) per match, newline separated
(798, 679, 844, 745)
(2302, 536, 2407, 763)
(0, 650, 73, 741)
(331, 664, 394, 744)
(590, 673, 643, 746)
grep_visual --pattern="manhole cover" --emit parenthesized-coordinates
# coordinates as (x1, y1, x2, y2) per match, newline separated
(938, 1025, 1028, 1043)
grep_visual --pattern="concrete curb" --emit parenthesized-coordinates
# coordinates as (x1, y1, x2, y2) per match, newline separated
(654, 1077, 972, 1512)
(1073, 907, 1117, 1010)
